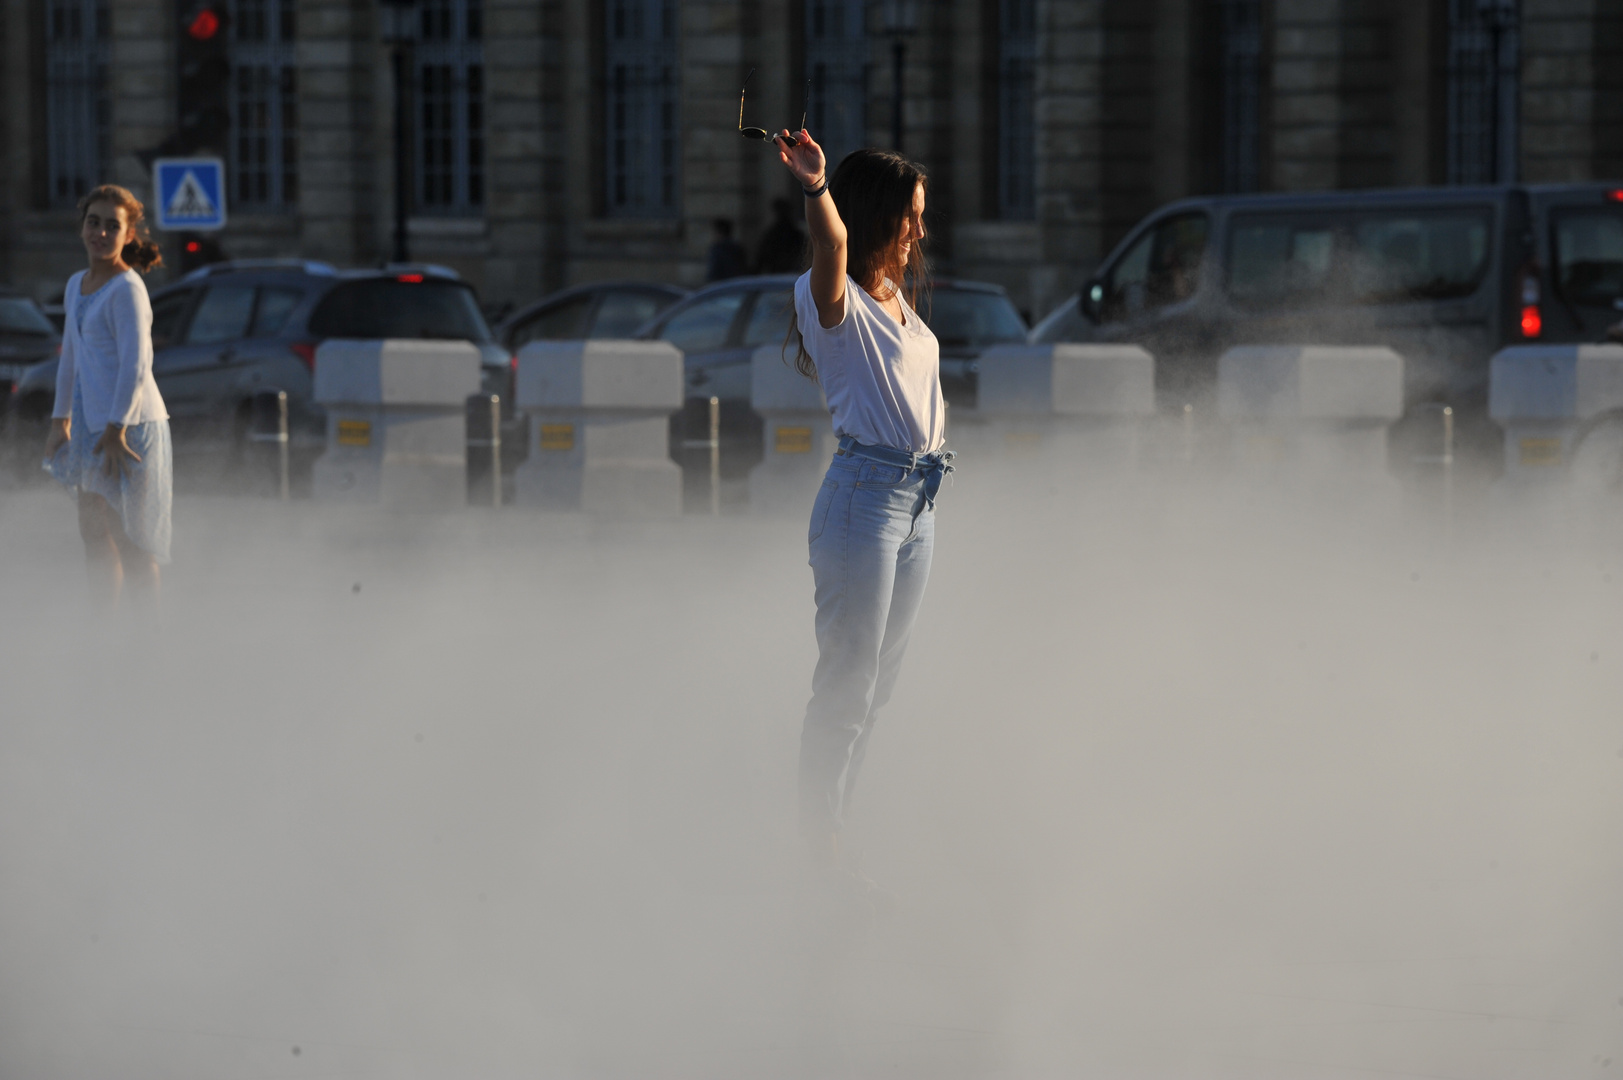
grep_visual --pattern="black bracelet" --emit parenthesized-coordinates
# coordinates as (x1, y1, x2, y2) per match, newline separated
(802, 178, 828, 198)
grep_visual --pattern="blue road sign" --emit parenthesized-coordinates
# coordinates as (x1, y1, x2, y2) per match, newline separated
(153, 158, 227, 231)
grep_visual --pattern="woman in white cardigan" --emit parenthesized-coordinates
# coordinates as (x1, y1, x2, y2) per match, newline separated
(43, 185, 172, 608)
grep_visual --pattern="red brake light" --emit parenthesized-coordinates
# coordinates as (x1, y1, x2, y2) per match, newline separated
(187, 8, 219, 39)
(396, 273, 424, 283)
(185, 240, 201, 253)
(1521, 305, 1543, 338)
(291, 342, 318, 371)
(1607, 189, 1623, 203)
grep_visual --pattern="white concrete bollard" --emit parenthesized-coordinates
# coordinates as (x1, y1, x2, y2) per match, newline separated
(951, 344, 1156, 469)
(749, 344, 834, 512)
(1488, 344, 1623, 482)
(311, 339, 482, 507)
(1217, 345, 1404, 486)
(512, 339, 683, 514)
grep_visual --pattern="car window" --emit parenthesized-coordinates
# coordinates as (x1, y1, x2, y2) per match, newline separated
(251, 287, 303, 337)
(659, 292, 746, 353)
(1102, 213, 1208, 322)
(149, 290, 193, 349)
(1554, 209, 1623, 308)
(186, 285, 256, 345)
(308, 280, 493, 341)
(592, 290, 678, 338)
(740, 289, 795, 347)
(920, 289, 1027, 346)
(1227, 208, 1490, 308)
(0, 297, 56, 337)
(513, 295, 593, 345)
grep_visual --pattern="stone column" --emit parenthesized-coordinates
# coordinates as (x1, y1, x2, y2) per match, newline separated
(108, 0, 172, 198)
(297, 0, 377, 266)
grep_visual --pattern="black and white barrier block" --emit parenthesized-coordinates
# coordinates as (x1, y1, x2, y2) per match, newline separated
(1488, 344, 1623, 484)
(512, 340, 684, 514)
(749, 344, 832, 511)
(953, 344, 1156, 468)
(311, 340, 482, 507)
(1217, 345, 1404, 487)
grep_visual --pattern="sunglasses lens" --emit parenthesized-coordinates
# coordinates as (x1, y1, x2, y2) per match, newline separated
(742, 127, 770, 140)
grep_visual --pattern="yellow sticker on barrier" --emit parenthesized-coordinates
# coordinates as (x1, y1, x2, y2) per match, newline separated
(776, 426, 813, 453)
(540, 423, 576, 451)
(1519, 436, 1562, 466)
(337, 419, 371, 447)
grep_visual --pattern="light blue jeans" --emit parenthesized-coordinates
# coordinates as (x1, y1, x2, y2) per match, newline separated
(800, 437, 952, 837)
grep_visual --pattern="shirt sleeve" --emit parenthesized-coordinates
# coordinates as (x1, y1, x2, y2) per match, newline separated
(51, 282, 77, 420)
(105, 276, 154, 427)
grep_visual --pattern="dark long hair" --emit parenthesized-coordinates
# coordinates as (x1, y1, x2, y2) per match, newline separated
(77, 185, 163, 273)
(786, 149, 930, 379)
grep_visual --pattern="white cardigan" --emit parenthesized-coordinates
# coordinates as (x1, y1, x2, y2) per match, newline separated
(53, 269, 169, 430)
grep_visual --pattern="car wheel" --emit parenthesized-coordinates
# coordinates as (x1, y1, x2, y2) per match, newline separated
(1569, 414, 1623, 496)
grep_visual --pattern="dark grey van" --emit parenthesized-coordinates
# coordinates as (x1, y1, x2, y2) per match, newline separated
(1033, 183, 1623, 459)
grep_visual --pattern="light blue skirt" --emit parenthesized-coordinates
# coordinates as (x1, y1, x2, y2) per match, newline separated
(45, 384, 173, 564)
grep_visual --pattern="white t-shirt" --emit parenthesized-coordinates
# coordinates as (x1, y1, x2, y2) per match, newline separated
(54, 269, 168, 430)
(793, 271, 945, 454)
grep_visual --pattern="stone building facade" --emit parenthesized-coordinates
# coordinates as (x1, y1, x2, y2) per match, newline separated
(2, 0, 1620, 323)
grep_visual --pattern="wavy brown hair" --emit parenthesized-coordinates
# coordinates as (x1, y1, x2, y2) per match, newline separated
(77, 185, 163, 273)
(785, 149, 930, 379)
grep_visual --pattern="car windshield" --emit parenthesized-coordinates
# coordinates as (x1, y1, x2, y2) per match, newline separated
(1554, 209, 1623, 308)
(1227, 208, 1492, 307)
(1031, 295, 1087, 343)
(309, 279, 493, 341)
(0, 297, 57, 337)
(920, 289, 1027, 346)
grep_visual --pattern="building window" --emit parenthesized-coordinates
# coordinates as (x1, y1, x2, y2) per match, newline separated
(997, 0, 1036, 220)
(416, 0, 484, 215)
(604, 0, 679, 218)
(1218, 0, 1262, 194)
(806, 0, 866, 170)
(1447, 0, 1519, 184)
(228, 0, 298, 208)
(45, 0, 110, 207)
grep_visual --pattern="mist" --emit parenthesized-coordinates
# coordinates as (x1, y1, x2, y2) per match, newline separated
(1, 449, 1620, 1079)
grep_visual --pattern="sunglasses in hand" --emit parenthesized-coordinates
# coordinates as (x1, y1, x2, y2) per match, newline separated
(739, 69, 810, 146)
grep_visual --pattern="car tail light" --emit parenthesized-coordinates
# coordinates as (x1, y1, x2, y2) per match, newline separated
(1519, 270, 1543, 339)
(291, 342, 318, 371)
(1521, 305, 1543, 338)
(396, 273, 424, 283)
(1607, 189, 1623, 203)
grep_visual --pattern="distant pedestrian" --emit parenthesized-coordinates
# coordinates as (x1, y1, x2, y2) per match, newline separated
(773, 126, 948, 915)
(754, 197, 807, 273)
(705, 218, 750, 282)
(43, 185, 172, 609)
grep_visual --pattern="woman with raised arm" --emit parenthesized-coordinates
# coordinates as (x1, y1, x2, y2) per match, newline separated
(43, 185, 172, 609)
(774, 129, 952, 908)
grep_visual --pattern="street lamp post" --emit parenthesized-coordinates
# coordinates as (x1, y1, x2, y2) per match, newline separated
(881, 0, 918, 152)
(379, 0, 417, 262)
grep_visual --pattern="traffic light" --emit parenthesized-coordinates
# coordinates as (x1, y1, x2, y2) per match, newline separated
(176, 3, 231, 153)
(177, 233, 228, 273)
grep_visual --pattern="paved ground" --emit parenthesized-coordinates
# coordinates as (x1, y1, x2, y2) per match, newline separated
(1, 462, 1621, 1079)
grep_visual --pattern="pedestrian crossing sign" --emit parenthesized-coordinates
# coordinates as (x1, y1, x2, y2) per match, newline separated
(153, 158, 227, 231)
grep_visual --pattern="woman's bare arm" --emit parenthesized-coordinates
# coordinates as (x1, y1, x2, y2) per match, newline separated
(777, 128, 846, 328)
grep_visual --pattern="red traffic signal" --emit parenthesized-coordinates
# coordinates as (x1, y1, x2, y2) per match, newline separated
(185, 240, 202, 253)
(187, 7, 220, 40)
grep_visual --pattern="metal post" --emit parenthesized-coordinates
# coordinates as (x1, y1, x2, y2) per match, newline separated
(708, 395, 721, 516)
(249, 389, 290, 500)
(391, 42, 411, 263)
(466, 393, 501, 507)
(1182, 402, 1195, 465)
(1441, 405, 1455, 536)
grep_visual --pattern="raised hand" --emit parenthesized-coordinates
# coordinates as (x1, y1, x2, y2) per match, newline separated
(778, 129, 827, 188)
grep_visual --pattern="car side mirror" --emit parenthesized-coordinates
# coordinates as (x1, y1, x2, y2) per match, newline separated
(1079, 280, 1104, 323)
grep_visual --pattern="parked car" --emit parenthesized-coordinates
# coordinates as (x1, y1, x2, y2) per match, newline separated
(497, 281, 689, 351)
(1031, 182, 1623, 462)
(0, 289, 62, 391)
(9, 260, 512, 452)
(916, 281, 1028, 407)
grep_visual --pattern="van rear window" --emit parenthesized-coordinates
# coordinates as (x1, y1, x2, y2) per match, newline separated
(1553, 209, 1623, 308)
(1227, 209, 1491, 308)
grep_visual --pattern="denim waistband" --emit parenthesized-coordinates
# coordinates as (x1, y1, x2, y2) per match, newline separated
(835, 435, 955, 507)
